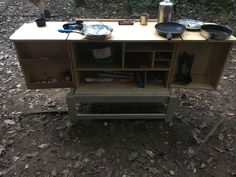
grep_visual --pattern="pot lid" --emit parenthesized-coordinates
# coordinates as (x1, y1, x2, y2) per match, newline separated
(176, 19, 203, 30)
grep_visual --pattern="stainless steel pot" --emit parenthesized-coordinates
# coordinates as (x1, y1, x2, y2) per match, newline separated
(91, 46, 113, 60)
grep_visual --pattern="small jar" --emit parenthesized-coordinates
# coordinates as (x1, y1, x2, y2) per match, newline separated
(140, 14, 148, 25)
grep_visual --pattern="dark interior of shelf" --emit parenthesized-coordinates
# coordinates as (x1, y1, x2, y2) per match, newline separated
(153, 60, 171, 69)
(125, 52, 152, 68)
(22, 62, 72, 83)
(147, 71, 168, 87)
(155, 52, 173, 60)
(76, 103, 166, 114)
(15, 42, 68, 59)
(75, 42, 122, 68)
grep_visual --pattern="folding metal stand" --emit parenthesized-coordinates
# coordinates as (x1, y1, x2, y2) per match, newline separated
(66, 89, 178, 123)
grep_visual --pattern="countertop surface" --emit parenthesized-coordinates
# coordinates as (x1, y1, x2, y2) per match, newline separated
(10, 20, 236, 42)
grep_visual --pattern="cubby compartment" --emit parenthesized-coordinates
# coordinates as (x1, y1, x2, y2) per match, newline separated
(15, 42, 68, 59)
(125, 52, 153, 68)
(152, 51, 173, 70)
(72, 42, 123, 69)
(76, 71, 150, 94)
(171, 42, 233, 89)
(146, 71, 169, 88)
(14, 41, 74, 89)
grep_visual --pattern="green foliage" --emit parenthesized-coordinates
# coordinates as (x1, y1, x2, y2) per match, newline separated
(124, 0, 163, 14)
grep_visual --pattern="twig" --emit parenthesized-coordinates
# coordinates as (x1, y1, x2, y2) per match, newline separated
(201, 118, 224, 144)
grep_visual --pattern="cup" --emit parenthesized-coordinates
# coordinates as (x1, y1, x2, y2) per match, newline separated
(140, 14, 148, 25)
(36, 18, 46, 27)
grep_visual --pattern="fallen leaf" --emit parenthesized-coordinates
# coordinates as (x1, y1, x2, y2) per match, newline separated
(145, 149, 155, 158)
(128, 151, 138, 161)
(51, 167, 57, 176)
(96, 148, 105, 157)
(23, 152, 38, 159)
(25, 164, 29, 170)
(4, 119, 16, 125)
(0, 146, 5, 156)
(218, 133, 224, 141)
(149, 167, 159, 174)
(0, 167, 12, 176)
(38, 144, 49, 150)
(200, 163, 206, 169)
(169, 170, 175, 176)
(13, 156, 20, 161)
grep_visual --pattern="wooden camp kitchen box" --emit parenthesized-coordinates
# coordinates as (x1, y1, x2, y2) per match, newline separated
(10, 20, 236, 121)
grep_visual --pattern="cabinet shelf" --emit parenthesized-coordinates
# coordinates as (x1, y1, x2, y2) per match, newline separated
(76, 83, 169, 95)
(171, 83, 215, 90)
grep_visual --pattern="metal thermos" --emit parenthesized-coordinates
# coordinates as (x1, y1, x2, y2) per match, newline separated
(158, 0, 173, 23)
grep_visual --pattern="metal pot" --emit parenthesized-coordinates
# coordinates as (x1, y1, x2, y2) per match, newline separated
(90, 46, 113, 60)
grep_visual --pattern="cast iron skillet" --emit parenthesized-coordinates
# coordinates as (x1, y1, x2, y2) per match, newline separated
(155, 22, 186, 40)
(200, 24, 232, 40)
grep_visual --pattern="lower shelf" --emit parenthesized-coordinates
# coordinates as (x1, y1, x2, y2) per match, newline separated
(75, 83, 169, 95)
(171, 83, 215, 90)
(26, 81, 74, 89)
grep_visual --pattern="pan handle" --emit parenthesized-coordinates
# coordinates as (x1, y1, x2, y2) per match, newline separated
(208, 33, 215, 40)
(166, 33, 172, 40)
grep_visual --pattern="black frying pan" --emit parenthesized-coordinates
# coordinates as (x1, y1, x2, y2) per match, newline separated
(200, 24, 232, 40)
(155, 22, 186, 40)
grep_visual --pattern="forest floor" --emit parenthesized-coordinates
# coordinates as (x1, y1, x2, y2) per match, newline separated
(0, 0, 236, 176)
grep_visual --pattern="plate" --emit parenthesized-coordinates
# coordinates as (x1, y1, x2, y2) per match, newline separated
(176, 19, 204, 30)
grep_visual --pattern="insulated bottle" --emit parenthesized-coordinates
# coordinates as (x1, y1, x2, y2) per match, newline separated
(158, 0, 173, 23)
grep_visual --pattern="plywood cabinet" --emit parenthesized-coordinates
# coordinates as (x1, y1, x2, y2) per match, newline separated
(10, 21, 235, 92)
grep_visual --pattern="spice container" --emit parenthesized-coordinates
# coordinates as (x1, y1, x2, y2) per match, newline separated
(140, 14, 148, 25)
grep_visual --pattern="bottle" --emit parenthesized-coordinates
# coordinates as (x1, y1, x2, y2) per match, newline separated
(158, 0, 174, 23)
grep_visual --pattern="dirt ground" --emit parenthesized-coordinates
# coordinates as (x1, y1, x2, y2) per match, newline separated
(0, 0, 236, 177)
